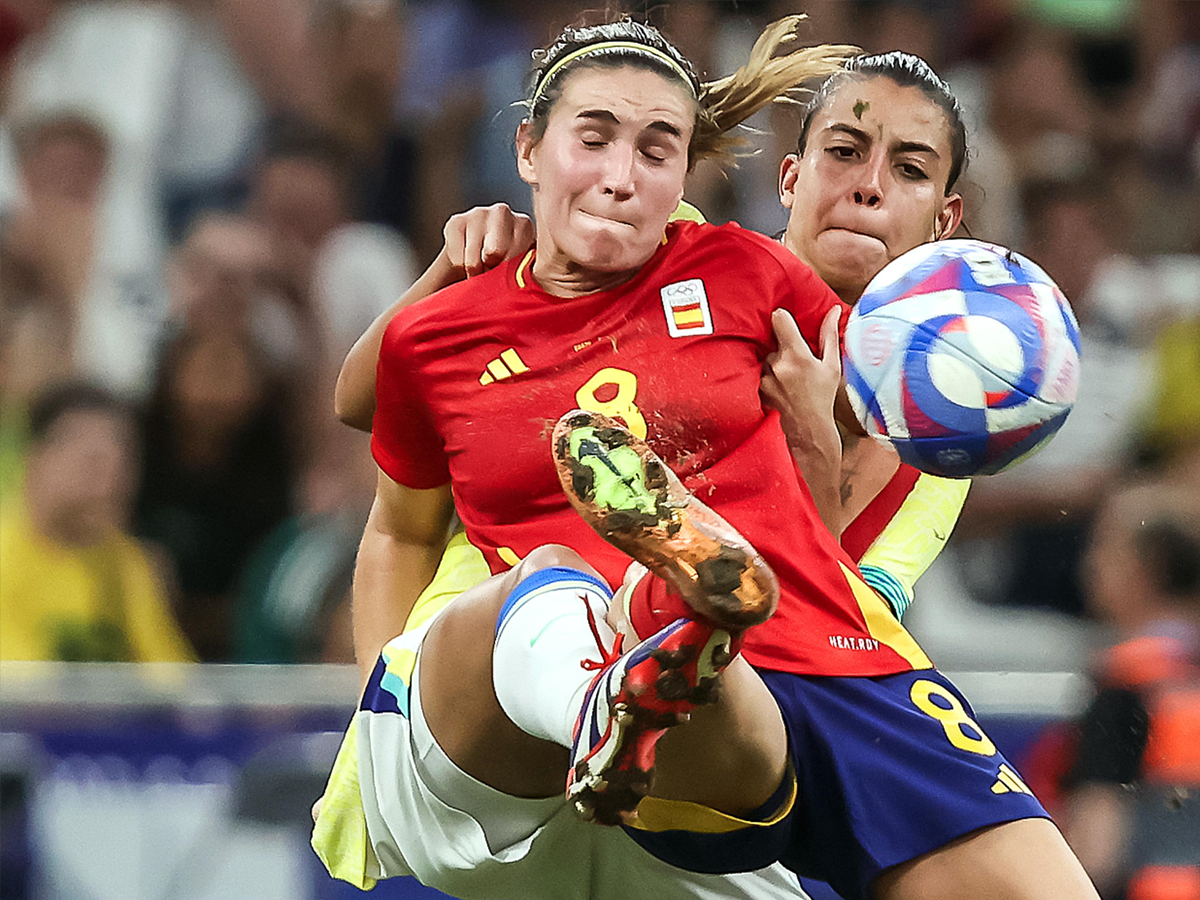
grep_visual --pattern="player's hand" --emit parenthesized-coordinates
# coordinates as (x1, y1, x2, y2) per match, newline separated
(442, 203, 535, 278)
(761, 306, 842, 453)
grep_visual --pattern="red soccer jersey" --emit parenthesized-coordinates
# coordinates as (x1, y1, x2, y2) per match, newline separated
(373, 220, 931, 677)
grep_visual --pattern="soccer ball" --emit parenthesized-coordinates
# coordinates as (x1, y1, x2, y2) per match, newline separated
(842, 239, 1081, 478)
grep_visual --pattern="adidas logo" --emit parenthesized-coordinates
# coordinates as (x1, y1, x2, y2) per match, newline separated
(479, 349, 530, 385)
(990, 763, 1032, 795)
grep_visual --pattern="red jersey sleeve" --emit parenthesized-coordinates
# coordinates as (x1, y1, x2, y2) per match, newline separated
(370, 310, 451, 489)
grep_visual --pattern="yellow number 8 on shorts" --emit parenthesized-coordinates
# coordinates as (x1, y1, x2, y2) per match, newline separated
(910, 679, 997, 756)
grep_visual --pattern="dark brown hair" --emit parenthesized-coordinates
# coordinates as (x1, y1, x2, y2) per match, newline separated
(28, 382, 129, 443)
(797, 51, 968, 194)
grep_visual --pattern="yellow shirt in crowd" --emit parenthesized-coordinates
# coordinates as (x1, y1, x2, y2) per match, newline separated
(0, 506, 195, 662)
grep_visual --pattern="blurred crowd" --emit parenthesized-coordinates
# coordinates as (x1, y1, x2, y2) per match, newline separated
(1, 1, 1199, 896)
(0, 0, 1198, 660)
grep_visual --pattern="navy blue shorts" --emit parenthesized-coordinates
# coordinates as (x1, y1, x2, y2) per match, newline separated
(625, 668, 1048, 900)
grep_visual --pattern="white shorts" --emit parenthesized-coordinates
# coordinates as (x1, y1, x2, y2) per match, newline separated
(313, 615, 809, 900)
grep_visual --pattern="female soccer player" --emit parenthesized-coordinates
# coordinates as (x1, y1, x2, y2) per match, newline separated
(333, 80, 966, 629)
(316, 19, 1098, 900)
(315, 17, 854, 900)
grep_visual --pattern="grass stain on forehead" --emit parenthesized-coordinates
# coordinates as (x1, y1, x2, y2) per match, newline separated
(853, 99, 869, 120)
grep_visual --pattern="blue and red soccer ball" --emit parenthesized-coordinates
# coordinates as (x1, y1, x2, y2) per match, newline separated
(842, 239, 1081, 478)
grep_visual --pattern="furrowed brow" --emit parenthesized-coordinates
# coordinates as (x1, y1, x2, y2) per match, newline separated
(826, 123, 939, 158)
(893, 140, 940, 158)
(647, 120, 683, 138)
(826, 123, 871, 142)
(577, 110, 619, 125)
(577, 110, 683, 140)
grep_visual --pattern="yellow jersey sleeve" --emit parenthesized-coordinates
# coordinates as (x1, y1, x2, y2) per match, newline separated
(857, 474, 969, 619)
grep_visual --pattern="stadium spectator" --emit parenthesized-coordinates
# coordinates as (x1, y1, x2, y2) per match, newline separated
(1139, 1, 1200, 191)
(163, 210, 305, 372)
(0, 113, 108, 497)
(232, 414, 374, 665)
(388, 0, 527, 260)
(1059, 479, 1200, 899)
(1133, 269, 1200, 470)
(206, 0, 412, 226)
(247, 121, 417, 373)
(166, 212, 271, 329)
(308, 0, 407, 218)
(134, 327, 295, 661)
(0, 382, 194, 662)
(5, 0, 265, 396)
(988, 23, 1098, 186)
(248, 123, 357, 339)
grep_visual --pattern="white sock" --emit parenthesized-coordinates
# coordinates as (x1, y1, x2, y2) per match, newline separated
(492, 566, 616, 747)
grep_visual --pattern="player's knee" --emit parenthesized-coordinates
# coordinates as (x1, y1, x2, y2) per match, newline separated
(516, 544, 600, 581)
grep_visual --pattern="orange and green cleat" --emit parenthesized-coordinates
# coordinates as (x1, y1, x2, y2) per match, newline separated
(551, 409, 778, 631)
(552, 409, 780, 823)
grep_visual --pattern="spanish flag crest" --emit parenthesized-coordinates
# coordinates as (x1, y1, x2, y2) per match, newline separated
(660, 278, 713, 337)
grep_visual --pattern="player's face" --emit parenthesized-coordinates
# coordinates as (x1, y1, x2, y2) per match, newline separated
(27, 409, 137, 539)
(779, 77, 963, 303)
(516, 65, 693, 281)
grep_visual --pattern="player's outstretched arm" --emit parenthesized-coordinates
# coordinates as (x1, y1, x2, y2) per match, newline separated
(762, 306, 845, 536)
(335, 204, 535, 430)
(352, 470, 454, 686)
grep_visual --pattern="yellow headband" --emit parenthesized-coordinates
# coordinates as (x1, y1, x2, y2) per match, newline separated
(531, 41, 697, 108)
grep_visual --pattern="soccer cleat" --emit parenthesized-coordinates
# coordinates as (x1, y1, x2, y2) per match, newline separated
(552, 410, 779, 631)
(569, 616, 735, 825)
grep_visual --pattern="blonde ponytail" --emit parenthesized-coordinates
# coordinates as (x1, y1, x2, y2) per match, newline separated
(693, 17, 858, 165)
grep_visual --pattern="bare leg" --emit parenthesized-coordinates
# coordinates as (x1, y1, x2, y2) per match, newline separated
(874, 818, 1100, 900)
(419, 544, 582, 798)
(419, 543, 788, 814)
(651, 656, 789, 816)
